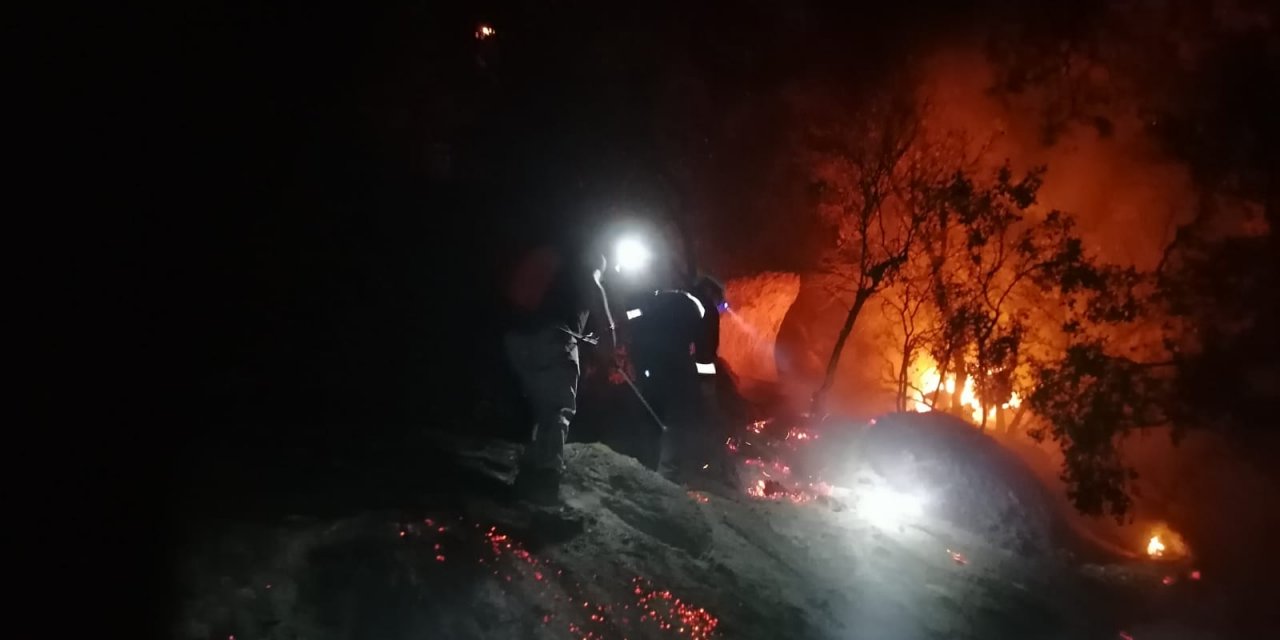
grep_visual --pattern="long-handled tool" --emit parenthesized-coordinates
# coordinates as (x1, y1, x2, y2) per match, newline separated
(560, 326, 666, 433)
(616, 367, 667, 433)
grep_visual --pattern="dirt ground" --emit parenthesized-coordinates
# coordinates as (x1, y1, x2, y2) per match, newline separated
(175, 414, 1224, 640)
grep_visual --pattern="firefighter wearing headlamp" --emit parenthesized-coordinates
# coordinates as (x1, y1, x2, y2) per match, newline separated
(504, 225, 731, 502)
(625, 274, 731, 484)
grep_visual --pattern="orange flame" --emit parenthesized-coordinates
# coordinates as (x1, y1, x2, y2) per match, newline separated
(911, 362, 1021, 423)
(1147, 534, 1166, 558)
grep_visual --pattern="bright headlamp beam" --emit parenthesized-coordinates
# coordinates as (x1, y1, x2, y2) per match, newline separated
(615, 237, 651, 273)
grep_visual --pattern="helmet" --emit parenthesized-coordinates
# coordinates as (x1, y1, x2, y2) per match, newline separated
(694, 274, 727, 311)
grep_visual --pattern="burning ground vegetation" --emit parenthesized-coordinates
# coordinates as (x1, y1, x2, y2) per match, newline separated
(179, 415, 1219, 640)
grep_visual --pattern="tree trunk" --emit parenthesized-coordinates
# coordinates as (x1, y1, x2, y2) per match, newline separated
(1006, 403, 1029, 436)
(930, 347, 951, 409)
(951, 352, 968, 416)
(897, 337, 912, 411)
(811, 289, 871, 416)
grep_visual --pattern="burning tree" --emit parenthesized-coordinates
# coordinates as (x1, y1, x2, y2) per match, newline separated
(878, 259, 934, 412)
(913, 165, 1046, 428)
(874, 158, 1169, 518)
(874, 161, 1072, 426)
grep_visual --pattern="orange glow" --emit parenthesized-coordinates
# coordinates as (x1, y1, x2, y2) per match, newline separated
(1144, 523, 1190, 560)
(475, 24, 496, 40)
(910, 361, 1015, 424)
(1147, 534, 1166, 558)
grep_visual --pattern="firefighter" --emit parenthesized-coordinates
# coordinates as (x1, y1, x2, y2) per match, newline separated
(503, 235, 613, 505)
(625, 274, 731, 484)
(689, 275, 727, 384)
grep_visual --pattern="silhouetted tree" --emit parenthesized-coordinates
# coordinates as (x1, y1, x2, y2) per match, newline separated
(803, 93, 929, 416)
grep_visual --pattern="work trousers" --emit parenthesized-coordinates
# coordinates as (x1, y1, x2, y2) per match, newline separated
(642, 369, 709, 479)
(504, 325, 580, 472)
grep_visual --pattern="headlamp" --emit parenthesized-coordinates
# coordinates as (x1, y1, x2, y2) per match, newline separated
(614, 236, 651, 273)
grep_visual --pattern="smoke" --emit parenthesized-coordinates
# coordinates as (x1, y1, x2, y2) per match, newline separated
(916, 44, 1198, 269)
(719, 272, 802, 383)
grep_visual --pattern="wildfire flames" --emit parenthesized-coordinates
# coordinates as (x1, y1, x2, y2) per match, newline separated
(1146, 534, 1166, 558)
(911, 364, 1020, 424)
(1143, 523, 1189, 560)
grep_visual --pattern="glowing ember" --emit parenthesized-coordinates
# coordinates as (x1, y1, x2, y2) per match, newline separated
(1189, 569, 1201, 580)
(1147, 535, 1166, 558)
(406, 515, 719, 638)
(744, 477, 829, 504)
(785, 427, 816, 441)
(631, 577, 719, 639)
(1161, 575, 1175, 586)
(732, 417, 832, 504)
(475, 24, 496, 40)
(687, 491, 710, 504)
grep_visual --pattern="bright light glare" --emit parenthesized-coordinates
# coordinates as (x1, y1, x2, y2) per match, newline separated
(615, 237, 651, 273)
(860, 487, 925, 528)
(1147, 535, 1166, 558)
